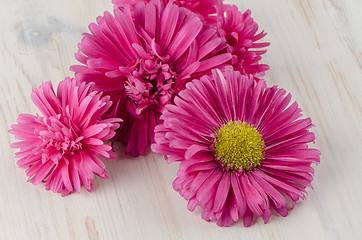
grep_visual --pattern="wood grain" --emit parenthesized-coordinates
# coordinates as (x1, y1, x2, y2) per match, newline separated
(0, 0, 361, 239)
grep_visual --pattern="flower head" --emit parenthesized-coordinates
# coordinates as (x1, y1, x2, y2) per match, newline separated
(217, 5, 270, 76)
(152, 67, 320, 227)
(9, 78, 121, 196)
(112, 0, 220, 24)
(71, 0, 231, 156)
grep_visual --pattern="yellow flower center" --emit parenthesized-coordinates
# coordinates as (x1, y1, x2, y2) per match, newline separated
(214, 121, 265, 172)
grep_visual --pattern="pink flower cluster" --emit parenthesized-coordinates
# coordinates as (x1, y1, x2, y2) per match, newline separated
(9, 0, 319, 227)
(71, 0, 269, 156)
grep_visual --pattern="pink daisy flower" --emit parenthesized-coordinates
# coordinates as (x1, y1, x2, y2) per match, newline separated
(152, 67, 320, 227)
(217, 4, 270, 76)
(9, 78, 121, 196)
(112, 0, 220, 24)
(71, 0, 231, 156)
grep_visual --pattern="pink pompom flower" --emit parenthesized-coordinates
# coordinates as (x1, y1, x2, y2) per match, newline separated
(152, 67, 320, 227)
(71, 0, 231, 156)
(9, 78, 121, 196)
(112, 0, 220, 24)
(217, 4, 270, 76)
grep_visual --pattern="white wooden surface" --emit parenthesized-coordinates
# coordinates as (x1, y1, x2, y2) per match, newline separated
(1, 0, 361, 239)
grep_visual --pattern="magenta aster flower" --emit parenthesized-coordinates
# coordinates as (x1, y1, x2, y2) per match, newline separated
(217, 5, 270, 76)
(71, 0, 231, 156)
(152, 67, 320, 227)
(112, 0, 219, 24)
(9, 78, 121, 196)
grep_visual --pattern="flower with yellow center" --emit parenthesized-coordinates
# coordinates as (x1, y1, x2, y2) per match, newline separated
(152, 67, 320, 227)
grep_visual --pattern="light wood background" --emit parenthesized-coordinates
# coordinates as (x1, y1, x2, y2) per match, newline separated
(0, 0, 361, 239)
